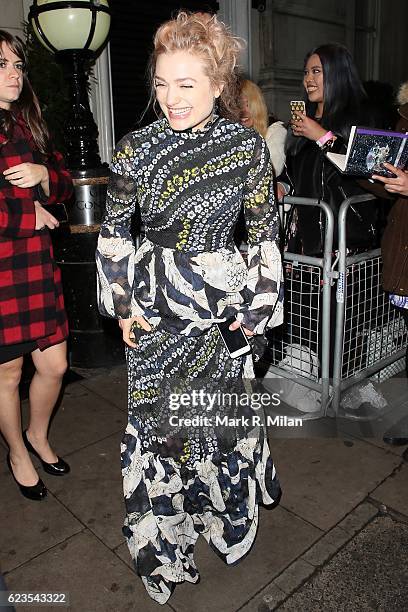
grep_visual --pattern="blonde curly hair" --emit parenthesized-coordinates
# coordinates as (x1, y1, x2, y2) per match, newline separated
(149, 11, 244, 121)
(397, 81, 408, 106)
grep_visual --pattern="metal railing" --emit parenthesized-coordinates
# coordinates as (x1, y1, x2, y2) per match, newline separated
(266, 194, 406, 418)
(331, 195, 407, 414)
(266, 196, 334, 416)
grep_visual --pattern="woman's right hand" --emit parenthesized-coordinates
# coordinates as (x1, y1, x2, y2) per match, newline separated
(34, 200, 59, 230)
(119, 316, 152, 348)
(291, 114, 327, 142)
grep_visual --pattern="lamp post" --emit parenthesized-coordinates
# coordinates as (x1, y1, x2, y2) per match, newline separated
(28, 0, 122, 368)
(29, 0, 111, 173)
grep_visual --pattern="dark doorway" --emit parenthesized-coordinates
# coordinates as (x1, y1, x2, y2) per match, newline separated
(109, 1, 219, 142)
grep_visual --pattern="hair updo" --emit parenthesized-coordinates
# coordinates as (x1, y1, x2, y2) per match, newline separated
(150, 11, 244, 121)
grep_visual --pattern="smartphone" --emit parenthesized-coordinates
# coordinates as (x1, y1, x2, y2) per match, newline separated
(217, 317, 251, 359)
(290, 100, 306, 121)
(46, 203, 69, 223)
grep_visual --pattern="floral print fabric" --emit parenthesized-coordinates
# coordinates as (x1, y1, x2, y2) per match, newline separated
(96, 115, 283, 604)
(96, 115, 283, 334)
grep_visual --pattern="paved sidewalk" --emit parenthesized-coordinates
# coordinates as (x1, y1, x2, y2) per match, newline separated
(0, 365, 407, 611)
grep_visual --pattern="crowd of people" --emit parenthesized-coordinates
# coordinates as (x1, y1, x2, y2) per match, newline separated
(0, 10, 407, 606)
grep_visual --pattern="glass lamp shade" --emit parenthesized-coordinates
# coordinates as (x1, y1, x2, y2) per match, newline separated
(29, 0, 111, 53)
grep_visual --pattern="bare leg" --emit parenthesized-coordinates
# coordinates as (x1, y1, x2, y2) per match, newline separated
(26, 342, 67, 463)
(0, 357, 39, 486)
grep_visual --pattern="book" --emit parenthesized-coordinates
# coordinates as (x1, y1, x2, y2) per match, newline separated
(326, 126, 408, 177)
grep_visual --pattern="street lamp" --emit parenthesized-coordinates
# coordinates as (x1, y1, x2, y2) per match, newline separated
(28, 1, 121, 368)
(29, 0, 111, 173)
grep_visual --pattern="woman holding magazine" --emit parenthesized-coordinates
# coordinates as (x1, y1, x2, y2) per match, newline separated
(284, 42, 378, 255)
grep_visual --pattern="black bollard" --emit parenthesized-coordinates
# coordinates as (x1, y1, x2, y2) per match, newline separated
(52, 169, 124, 368)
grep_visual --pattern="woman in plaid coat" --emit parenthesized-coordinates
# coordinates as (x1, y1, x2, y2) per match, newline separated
(0, 31, 73, 501)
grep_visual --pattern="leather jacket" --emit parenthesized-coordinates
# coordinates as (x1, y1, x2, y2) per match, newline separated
(285, 136, 378, 256)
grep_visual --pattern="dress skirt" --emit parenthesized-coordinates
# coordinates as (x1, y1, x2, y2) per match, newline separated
(122, 324, 281, 604)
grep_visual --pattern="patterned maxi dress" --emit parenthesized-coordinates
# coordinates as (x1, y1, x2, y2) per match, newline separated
(96, 115, 284, 604)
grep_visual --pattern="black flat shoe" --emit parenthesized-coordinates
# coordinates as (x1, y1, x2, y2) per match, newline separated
(6, 454, 47, 501)
(23, 430, 70, 476)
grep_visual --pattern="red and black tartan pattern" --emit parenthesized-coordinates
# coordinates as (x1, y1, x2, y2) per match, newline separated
(0, 114, 73, 347)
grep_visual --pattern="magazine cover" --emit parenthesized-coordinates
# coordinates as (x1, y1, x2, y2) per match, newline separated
(346, 128, 408, 177)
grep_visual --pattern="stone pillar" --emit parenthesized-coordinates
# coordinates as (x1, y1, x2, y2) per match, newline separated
(218, 0, 252, 76)
(256, 0, 359, 122)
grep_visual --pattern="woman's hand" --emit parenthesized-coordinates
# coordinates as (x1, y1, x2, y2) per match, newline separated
(34, 200, 59, 230)
(4, 162, 49, 194)
(372, 163, 408, 196)
(119, 316, 152, 348)
(291, 114, 327, 142)
(229, 320, 254, 337)
(276, 182, 287, 201)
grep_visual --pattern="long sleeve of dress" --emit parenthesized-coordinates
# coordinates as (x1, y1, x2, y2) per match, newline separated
(236, 134, 284, 334)
(96, 135, 144, 320)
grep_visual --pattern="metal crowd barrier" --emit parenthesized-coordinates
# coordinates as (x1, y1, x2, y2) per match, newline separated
(265, 196, 334, 417)
(266, 194, 407, 418)
(331, 195, 407, 415)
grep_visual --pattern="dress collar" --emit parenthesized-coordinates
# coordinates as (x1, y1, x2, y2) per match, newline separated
(164, 113, 220, 139)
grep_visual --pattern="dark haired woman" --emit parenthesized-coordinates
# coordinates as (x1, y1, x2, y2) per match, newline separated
(97, 11, 283, 604)
(0, 31, 73, 501)
(285, 42, 378, 255)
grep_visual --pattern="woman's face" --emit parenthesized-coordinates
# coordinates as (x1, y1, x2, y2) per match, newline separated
(303, 53, 324, 105)
(0, 43, 24, 110)
(239, 95, 253, 128)
(154, 50, 221, 132)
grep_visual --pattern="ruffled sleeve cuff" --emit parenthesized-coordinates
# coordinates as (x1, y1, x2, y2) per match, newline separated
(236, 240, 284, 334)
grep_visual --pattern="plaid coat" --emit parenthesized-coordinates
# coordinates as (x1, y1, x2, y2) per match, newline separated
(0, 113, 73, 348)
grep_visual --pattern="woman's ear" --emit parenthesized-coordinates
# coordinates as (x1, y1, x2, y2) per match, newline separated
(214, 82, 225, 99)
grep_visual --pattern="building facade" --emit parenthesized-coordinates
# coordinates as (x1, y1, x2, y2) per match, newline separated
(2, 0, 407, 159)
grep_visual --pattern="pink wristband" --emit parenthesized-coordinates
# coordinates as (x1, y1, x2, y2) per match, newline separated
(316, 131, 334, 147)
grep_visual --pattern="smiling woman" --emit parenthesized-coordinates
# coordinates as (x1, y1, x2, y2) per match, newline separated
(285, 42, 379, 256)
(96, 9, 284, 605)
(154, 50, 221, 132)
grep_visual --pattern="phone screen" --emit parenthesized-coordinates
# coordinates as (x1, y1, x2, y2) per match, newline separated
(217, 318, 251, 358)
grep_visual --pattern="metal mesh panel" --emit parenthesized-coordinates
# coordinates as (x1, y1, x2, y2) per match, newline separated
(341, 255, 407, 379)
(266, 260, 322, 382)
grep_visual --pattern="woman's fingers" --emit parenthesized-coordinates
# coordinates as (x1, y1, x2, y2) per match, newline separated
(4, 162, 46, 188)
(34, 202, 59, 230)
(119, 319, 137, 348)
(136, 317, 152, 332)
(242, 326, 255, 337)
(228, 320, 254, 336)
(228, 320, 241, 331)
(119, 316, 152, 348)
(372, 164, 408, 196)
